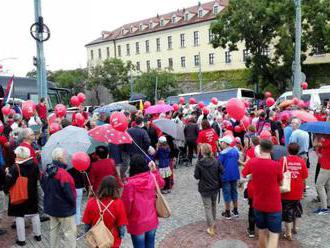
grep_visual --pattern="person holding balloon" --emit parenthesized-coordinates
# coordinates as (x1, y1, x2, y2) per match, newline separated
(41, 148, 77, 248)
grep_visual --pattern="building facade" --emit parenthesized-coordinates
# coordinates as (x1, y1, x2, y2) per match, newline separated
(86, 0, 330, 74)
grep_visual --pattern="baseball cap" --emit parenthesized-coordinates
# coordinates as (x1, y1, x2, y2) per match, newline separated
(219, 135, 233, 145)
(158, 136, 167, 143)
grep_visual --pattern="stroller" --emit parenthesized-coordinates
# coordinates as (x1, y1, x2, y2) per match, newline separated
(175, 145, 190, 168)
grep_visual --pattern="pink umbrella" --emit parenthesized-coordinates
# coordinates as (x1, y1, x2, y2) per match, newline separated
(291, 110, 317, 123)
(145, 104, 174, 115)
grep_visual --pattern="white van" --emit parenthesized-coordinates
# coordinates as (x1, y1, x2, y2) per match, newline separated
(275, 86, 330, 108)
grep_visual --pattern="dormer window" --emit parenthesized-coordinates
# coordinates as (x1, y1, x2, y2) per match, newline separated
(213, 5, 219, 14)
(160, 19, 164, 26)
(121, 28, 125, 35)
(139, 24, 143, 31)
(198, 9, 203, 17)
(149, 23, 153, 29)
(172, 16, 176, 23)
(130, 27, 134, 33)
(185, 13, 189, 21)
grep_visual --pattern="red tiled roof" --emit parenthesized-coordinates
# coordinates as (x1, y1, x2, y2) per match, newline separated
(86, 0, 228, 46)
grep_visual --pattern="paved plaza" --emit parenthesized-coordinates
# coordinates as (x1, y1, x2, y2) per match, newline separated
(0, 151, 329, 247)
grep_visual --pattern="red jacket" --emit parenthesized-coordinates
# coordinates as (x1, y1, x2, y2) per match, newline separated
(20, 142, 38, 165)
(89, 158, 122, 193)
(83, 197, 128, 248)
(122, 171, 164, 235)
(37, 103, 47, 120)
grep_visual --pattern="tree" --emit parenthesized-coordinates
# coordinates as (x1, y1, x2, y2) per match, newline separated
(210, 0, 330, 94)
(134, 69, 178, 102)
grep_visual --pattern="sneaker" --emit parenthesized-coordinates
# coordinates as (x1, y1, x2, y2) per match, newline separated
(232, 209, 239, 218)
(221, 211, 231, 220)
(34, 235, 42, 242)
(313, 208, 328, 215)
(246, 228, 255, 238)
(16, 240, 26, 246)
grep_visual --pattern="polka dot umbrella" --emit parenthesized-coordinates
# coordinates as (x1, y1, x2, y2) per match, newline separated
(88, 124, 133, 145)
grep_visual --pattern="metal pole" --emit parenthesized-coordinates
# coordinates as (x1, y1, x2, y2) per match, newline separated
(293, 0, 302, 99)
(198, 52, 203, 92)
(34, 0, 48, 99)
(129, 70, 134, 97)
(155, 76, 158, 103)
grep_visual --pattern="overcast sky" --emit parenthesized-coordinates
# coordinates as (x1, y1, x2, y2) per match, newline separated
(0, 0, 198, 77)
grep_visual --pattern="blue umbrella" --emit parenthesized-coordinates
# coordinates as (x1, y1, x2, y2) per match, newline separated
(94, 102, 137, 114)
(300, 122, 330, 134)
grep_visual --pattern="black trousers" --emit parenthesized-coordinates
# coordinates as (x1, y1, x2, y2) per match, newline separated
(248, 198, 255, 232)
(186, 140, 197, 162)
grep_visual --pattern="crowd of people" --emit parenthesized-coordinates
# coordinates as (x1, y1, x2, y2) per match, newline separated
(0, 94, 329, 248)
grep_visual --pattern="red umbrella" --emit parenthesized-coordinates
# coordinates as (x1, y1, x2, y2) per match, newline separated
(88, 124, 132, 145)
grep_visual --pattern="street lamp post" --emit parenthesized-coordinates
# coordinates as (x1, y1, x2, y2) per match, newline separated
(293, 0, 302, 99)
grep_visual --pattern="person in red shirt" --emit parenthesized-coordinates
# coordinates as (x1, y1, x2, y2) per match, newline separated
(242, 140, 283, 248)
(197, 120, 219, 155)
(279, 142, 308, 240)
(83, 176, 128, 248)
(89, 146, 122, 193)
(18, 128, 39, 165)
(36, 97, 47, 121)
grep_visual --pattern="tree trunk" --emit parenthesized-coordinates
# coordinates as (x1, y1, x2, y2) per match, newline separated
(94, 88, 101, 105)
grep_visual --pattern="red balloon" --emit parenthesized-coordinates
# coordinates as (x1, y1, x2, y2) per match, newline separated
(158, 100, 165, 105)
(198, 101, 205, 109)
(70, 96, 80, 107)
(72, 152, 90, 171)
(211, 97, 218, 105)
(49, 122, 61, 134)
(110, 112, 128, 132)
(54, 104, 67, 118)
(202, 107, 209, 115)
(189, 98, 197, 105)
(75, 113, 85, 127)
(172, 103, 179, 112)
(260, 130, 272, 140)
(240, 116, 250, 130)
(264, 91, 272, 98)
(226, 98, 246, 120)
(301, 82, 308, 90)
(0, 120, 4, 133)
(292, 97, 299, 105)
(144, 101, 151, 109)
(22, 100, 36, 119)
(234, 125, 242, 133)
(77, 93, 86, 103)
(265, 97, 275, 107)
(1, 106, 10, 116)
(179, 97, 185, 104)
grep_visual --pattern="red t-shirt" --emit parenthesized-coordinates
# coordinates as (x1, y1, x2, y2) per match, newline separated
(0, 136, 8, 147)
(243, 158, 283, 213)
(245, 147, 255, 160)
(89, 158, 122, 193)
(37, 103, 47, 120)
(279, 156, 308, 200)
(20, 142, 38, 165)
(82, 197, 128, 248)
(197, 128, 219, 153)
(319, 138, 330, 170)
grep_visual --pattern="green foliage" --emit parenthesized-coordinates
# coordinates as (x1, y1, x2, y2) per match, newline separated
(134, 70, 178, 102)
(210, 0, 330, 93)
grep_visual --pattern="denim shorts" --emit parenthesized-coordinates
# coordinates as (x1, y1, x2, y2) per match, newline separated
(222, 181, 238, 203)
(254, 210, 282, 233)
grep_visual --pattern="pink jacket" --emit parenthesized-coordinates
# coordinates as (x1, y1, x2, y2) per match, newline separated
(122, 171, 165, 235)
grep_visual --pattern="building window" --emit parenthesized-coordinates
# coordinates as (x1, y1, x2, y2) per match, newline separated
(168, 58, 173, 69)
(130, 27, 134, 33)
(193, 31, 199, 46)
(160, 19, 164, 26)
(209, 29, 215, 43)
(156, 38, 161, 52)
(145, 40, 150, 53)
(194, 54, 200, 66)
(157, 59, 161, 69)
(180, 33, 185, 48)
(185, 13, 189, 21)
(136, 42, 140, 54)
(126, 44, 130, 56)
(209, 53, 214, 65)
(213, 5, 219, 14)
(198, 9, 203, 17)
(225, 51, 231, 63)
(262, 48, 270, 57)
(139, 24, 143, 31)
(181, 56, 186, 68)
(146, 60, 151, 71)
(90, 50, 94, 60)
(167, 36, 172, 49)
(136, 62, 140, 71)
(98, 48, 102, 59)
(243, 49, 249, 62)
(106, 47, 110, 58)
(172, 16, 176, 23)
(117, 45, 121, 57)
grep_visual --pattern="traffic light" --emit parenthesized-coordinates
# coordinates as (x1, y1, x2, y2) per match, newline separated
(33, 56, 37, 66)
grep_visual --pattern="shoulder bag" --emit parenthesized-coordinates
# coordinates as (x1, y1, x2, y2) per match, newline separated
(151, 172, 171, 218)
(280, 156, 291, 193)
(85, 199, 115, 248)
(9, 164, 28, 205)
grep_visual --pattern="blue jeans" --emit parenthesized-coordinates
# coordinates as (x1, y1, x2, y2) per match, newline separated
(222, 180, 238, 203)
(131, 229, 156, 248)
(75, 188, 83, 225)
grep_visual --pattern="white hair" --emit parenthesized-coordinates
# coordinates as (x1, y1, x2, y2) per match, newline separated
(52, 148, 66, 162)
(17, 128, 34, 143)
(291, 118, 301, 127)
(14, 146, 31, 159)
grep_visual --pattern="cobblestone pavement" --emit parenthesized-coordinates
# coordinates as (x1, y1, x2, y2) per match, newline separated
(1, 151, 329, 247)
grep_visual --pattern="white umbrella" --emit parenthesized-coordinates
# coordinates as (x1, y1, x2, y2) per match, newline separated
(153, 119, 185, 141)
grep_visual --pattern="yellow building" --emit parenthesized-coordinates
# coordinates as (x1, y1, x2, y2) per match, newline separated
(86, 0, 330, 73)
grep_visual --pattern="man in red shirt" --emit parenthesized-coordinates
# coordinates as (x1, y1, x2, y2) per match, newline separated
(197, 120, 219, 155)
(243, 140, 283, 248)
(89, 146, 122, 193)
(36, 97, 47, 121)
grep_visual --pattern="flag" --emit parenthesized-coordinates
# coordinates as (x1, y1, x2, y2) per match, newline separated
(3, 75, 14, 105)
